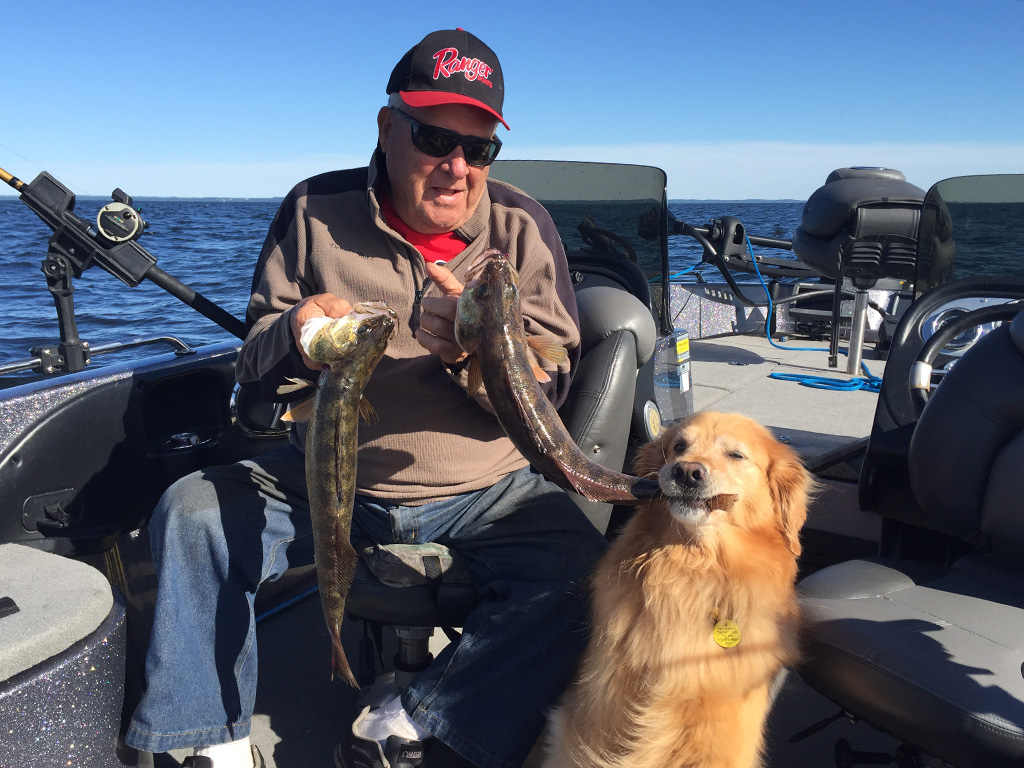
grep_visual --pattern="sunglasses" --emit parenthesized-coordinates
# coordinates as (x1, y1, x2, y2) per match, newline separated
(390, 109, 502, 167)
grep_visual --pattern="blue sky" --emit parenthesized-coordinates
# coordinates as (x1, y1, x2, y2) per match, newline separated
(1, 0, 1022, 200)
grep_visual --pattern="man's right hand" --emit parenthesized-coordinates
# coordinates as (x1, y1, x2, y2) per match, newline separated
(291, 293, 352, 370)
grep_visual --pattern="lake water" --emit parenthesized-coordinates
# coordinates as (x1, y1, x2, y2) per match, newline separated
(0, 195, 804, 368)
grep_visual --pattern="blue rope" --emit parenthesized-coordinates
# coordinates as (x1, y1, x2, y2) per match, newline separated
(747, 236, 823, 353)
(769, 363, 882, 393)
(655, 263, 702, 282)
(747, 237, 882, 392)
(663, 233, 881, 392)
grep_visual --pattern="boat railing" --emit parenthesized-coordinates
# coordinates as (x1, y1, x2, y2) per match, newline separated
(0, 336, 196, 377)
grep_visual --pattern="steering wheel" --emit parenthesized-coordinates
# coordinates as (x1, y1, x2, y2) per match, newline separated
(910, 302, 1024, 415)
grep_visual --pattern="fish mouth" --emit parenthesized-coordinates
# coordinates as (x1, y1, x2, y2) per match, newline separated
(465, 248, 505, 285)
(351, 301, 399, 338)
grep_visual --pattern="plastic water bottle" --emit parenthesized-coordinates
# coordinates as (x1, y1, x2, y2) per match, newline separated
(653, 330, 694, 428)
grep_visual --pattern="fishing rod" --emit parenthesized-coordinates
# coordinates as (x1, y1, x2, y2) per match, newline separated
(2, 165, 246, 374)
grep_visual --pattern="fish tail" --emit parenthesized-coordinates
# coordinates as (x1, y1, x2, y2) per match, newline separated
(330, 625, 359, 688)
(561, 463, 663, 503)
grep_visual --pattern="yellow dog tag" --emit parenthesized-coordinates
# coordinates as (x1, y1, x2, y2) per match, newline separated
(713, 619, 741, 648)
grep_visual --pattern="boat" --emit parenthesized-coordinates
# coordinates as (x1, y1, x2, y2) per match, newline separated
(1, 159, 1022, 768)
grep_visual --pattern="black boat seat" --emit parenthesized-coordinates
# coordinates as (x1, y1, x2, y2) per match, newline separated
(346, 284, 657, 680)
(798, 309, 1024, 768)
(564, 249, 653, 312)
(792, 168, 925, 372)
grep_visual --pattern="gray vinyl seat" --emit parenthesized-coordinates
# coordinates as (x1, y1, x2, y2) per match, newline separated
(345, 284, 657, 646)
(798, 309, 1024, 768)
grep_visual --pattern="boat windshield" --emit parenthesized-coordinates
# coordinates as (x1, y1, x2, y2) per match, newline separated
(915, 173, 1024, 297)
(489, 160, 668, 284)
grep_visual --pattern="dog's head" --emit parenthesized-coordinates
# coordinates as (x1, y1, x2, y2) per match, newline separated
(634, 411, 811, 555)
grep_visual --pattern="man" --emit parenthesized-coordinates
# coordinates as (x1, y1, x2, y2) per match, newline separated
(124, 28, 607, 768)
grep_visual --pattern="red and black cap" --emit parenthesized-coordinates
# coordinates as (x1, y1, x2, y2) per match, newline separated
(387, 29, 508, 130)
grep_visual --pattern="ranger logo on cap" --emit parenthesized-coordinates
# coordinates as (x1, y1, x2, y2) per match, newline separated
(432, 47, 494, 88)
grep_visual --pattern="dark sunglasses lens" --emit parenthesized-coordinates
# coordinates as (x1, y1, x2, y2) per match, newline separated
(412, 125, 457, 157)
(466, 138, 500, 166)
(412, 123, 499, 167)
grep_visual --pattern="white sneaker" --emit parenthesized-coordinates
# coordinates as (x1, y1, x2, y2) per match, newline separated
(335, 698, 433, 768)
(353, 696, 432, 743)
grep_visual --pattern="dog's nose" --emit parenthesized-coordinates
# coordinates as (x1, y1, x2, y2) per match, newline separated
(673, 461, 707, 488)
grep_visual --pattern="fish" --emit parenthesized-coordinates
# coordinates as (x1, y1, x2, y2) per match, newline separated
(454, 249, 660, 503)
(290, 301, 397, 685)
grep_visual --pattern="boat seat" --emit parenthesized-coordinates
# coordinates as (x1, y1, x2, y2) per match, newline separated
(792, 168, 925, 373)
(0, 543, 127, 767)
(564, 249, 653, 312)
(345, 284, 657, 685)
(797, 308, 1024, 768)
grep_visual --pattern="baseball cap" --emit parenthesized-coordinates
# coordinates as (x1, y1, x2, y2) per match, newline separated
(387, 29, 508, 130)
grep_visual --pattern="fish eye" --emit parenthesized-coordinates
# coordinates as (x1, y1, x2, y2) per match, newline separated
(357, 325, 371, 337)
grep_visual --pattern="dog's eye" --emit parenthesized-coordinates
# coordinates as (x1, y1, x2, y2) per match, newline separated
(672, 441, 687, 455)
(727, 451, 745, 460)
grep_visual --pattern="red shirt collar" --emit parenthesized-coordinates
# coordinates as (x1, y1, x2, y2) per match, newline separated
(379, 194, 466, 265)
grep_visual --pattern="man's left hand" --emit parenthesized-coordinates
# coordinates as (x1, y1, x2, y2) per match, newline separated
(416, 262, 468, 365)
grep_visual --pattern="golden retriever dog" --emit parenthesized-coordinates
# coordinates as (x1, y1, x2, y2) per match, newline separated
(543, 411, 811, 768)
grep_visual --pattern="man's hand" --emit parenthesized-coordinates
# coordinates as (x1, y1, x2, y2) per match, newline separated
(291, 293, 352, 370)
(416, 262, 468, 366)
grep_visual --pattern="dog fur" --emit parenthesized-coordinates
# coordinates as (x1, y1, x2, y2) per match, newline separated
(543, 412, 811, 768)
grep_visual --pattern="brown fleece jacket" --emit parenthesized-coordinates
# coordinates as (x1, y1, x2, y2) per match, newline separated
(236, 151, 580, 504)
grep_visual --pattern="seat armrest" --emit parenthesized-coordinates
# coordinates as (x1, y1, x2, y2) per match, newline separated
(575, 286, 656, 367)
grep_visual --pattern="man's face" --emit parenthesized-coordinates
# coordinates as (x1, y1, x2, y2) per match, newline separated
(378, 103, 497, 234)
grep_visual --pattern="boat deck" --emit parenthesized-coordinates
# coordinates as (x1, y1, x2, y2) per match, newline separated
(690, 332, 885, 466)
(156, 332, 901, 768)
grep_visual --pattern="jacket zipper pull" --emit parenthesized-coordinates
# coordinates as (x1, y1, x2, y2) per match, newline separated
(410, 277, 432, 333)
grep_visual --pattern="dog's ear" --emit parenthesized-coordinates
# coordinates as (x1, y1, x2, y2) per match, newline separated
(768, 447, 811, 557)
(633, 428, 672, 479)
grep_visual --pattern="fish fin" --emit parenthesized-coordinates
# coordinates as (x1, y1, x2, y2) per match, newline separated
(526, 335, 568, 368)
(330, 625, 358, 687)
(277, 376, 314, 395)
(358, 397, 378, 424)
(467, 357, 483, 396)
(280, 396, 315, 423)
(530, 362, 552, 383)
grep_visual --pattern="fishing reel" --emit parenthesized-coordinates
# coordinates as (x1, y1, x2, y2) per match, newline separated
(96, 189, 148, 243)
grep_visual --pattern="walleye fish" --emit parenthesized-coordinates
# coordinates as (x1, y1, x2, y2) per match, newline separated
(455, 249, 660, 503)
(287, 301, 397, 686)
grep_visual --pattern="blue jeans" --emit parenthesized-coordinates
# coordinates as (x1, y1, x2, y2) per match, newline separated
(125, 445, 607, 768)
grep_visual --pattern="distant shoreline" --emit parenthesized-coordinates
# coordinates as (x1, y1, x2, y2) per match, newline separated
(1, 195, 802, 204)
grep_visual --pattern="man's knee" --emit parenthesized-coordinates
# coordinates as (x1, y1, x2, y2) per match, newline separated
(148, 467, 234, 563)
